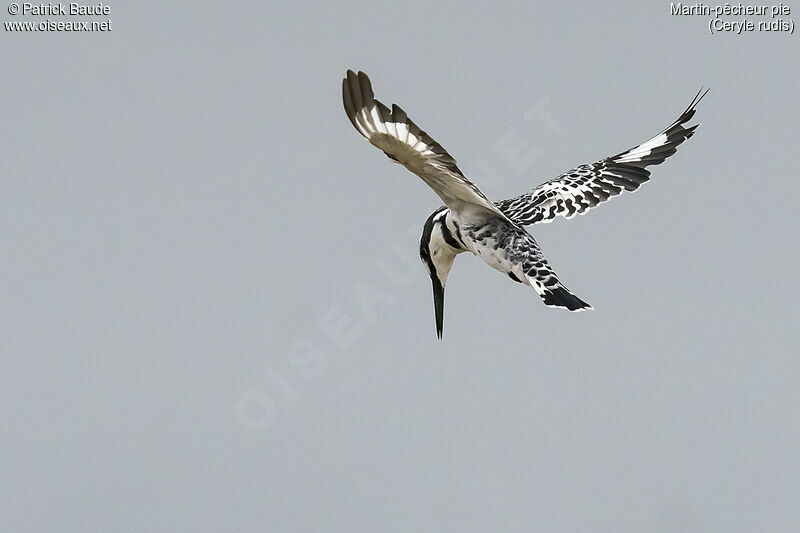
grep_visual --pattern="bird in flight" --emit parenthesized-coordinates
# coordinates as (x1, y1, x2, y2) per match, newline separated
(342, 70, 706, 338)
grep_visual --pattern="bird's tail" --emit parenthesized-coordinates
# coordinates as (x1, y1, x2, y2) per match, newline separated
(540, 285, 593, 312)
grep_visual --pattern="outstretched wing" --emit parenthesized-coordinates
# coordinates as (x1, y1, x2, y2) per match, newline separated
(496, 89, 708, 226)
(342, 70, 507, 220)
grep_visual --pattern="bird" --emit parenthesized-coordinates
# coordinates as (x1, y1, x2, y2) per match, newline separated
(342, 70, 706, 338)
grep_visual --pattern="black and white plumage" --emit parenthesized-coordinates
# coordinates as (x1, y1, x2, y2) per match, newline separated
(496, 90, 707, 225)
(342, 70, 705, 338)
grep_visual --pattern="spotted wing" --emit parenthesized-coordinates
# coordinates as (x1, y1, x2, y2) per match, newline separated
(342, 70, 507, 220)
(497, 89, 708, 226)
(516, 235, 593, 312)
(467, 219, 592, 311)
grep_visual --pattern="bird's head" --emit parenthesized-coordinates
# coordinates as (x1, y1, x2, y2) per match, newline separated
(420, 207, 460, 339)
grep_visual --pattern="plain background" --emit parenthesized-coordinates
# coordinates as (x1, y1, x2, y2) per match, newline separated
(2, 2, 798, 531)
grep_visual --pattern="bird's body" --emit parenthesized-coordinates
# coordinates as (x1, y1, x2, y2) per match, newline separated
(426, 207, 590, 308)
(342, 70, 706, 338)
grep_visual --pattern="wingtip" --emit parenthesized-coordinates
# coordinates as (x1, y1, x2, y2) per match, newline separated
(344, 69, 371, 78)
(696, 86, 710, 106)
(686, 86, 710, 113)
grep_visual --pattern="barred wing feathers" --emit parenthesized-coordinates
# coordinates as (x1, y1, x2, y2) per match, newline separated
(343, 70, 507, 219)
(497, 89, 708, 226)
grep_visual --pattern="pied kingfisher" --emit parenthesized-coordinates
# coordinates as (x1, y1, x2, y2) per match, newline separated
(343, 70, 706, 338)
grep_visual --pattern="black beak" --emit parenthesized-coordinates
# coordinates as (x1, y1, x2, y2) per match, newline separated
(430, 274, 445, 339)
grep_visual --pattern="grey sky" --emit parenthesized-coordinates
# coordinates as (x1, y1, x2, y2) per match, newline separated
(2, 2, 799, 531)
